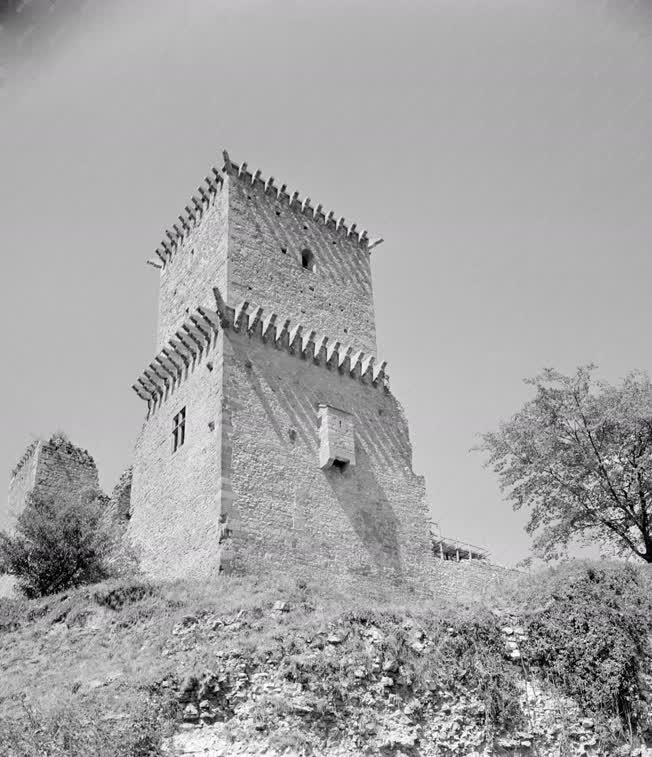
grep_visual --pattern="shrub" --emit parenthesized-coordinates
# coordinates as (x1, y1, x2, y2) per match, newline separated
(93, 579, 155, 611)
(433, 612, 524, 733)
(0, 696, 168, 757)
(0, 596, 28, 632)
(0, 488, 118, 598)
(273, 606, 524, 739)
(519, 561, 652, 729)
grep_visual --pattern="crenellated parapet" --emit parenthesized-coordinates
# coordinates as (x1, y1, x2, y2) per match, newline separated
(11, 434, 96, 481)
(133, 287, 389, 411)
(148, 149, 383, 270)
(149, 165, 225, 270)
(221, 150, 382, 252)
(10, 439, 41, 480)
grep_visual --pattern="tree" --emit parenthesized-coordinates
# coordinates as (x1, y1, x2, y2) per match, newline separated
(0, 488, 115, 597)
(479, 366, 652, 563)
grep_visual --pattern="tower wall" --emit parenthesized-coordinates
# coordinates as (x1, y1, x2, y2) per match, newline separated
(156, 185, 229, 350)
(221, 328, 433, 594)
(227, 172, 377, 356)
(128, 336, 226, 580)
(132, 150, 437, 594)
(5, 435, 99, 534)
(33, 436, 99, 501)
(5, 441, 41, 532)
(104, 467, 133, 526)
(155, 171, 377, 357)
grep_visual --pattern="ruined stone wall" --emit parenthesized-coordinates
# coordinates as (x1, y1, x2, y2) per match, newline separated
(32, 435, 99, 501)
(221, 328, 433, 595)
(227, 173, 377, 356)
(156, 186, 229, 350)
(128, 337, 226, 580)
(3, 435, 99, 596)
(430, 558, 517, 602)
(5, 441, 41, 532)
(5, 435, 98, 534)
(105, 467, 133, 526)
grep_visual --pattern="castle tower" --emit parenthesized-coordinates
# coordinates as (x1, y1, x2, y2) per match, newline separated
(129, 151, 433, 594)
(5, 434, 100, 533)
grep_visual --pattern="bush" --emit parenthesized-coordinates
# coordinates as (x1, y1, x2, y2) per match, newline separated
(271, 606, 524, 739)
(0, 596, 28, 632)
(433, 612, 524, 733)
(0, 489, 119, 598)
(92, 579, 155, 611)
(519, 562, 652, 729)
(0, 696, 169, 757)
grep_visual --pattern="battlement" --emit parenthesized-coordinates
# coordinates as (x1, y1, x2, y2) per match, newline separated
(222, 151, 381, 252)
(149, 149, 381, 270)
(150, 164, 225, 269)
(132, 287, 388, 411)
(11, 439, 41, 480)
(10, 433, 95, 481)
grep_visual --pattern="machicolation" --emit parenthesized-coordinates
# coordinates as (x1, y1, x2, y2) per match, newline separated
(5, 149, 502, 599)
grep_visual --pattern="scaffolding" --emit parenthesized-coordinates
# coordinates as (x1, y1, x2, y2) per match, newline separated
(429, 521, 489, 562)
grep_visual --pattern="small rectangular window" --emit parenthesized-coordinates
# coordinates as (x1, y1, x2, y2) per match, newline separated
(172, 407, 186, 452)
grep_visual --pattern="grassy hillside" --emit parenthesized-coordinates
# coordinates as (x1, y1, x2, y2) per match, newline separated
(0, 563, 650, 756)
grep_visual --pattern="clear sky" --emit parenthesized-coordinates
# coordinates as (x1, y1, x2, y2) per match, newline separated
(1, 0, 651, 565)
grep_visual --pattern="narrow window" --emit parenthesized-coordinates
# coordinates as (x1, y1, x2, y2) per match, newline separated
(172, 407, 186, 452)
(301, 248, 316, 272)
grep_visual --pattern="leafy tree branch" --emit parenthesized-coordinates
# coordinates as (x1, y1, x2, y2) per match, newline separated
(478, 366, 652, 562)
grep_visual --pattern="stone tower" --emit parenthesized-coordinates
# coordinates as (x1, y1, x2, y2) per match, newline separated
(5, 434, 100, 533)
(129, 151, 433, 594)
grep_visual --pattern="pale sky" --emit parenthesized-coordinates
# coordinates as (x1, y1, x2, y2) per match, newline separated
(1, 0, 651, 565)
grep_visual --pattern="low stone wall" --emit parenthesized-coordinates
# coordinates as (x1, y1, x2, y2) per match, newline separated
(429, 558, 519, 602)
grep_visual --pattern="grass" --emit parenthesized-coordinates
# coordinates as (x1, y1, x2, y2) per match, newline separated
(0, 563, 650, 756)
(0, 573, 510, 754)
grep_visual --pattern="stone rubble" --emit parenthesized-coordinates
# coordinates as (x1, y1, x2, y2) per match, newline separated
(160, 608, 650, 757)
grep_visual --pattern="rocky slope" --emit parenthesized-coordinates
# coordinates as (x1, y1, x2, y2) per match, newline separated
(166, 608, 641, 757)
(0, 566, 650, 756)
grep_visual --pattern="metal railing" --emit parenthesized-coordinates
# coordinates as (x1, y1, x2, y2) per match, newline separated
(430, 532, 489, 562)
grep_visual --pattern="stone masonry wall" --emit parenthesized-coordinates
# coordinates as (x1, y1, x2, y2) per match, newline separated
(221, 328, 433, 596)
(5, 435, 98, 533)
(133, 151, 500, 597)
(5, 441, 41, 532)
(430, 558, 517, 603)
(128, 336, 226, 580)
(157, 185, 229, 350)
(3, 435, 99, 597)
(105, 467, 133, 526)
(32, 435, 99, 502)
(227, 173, 377, 356)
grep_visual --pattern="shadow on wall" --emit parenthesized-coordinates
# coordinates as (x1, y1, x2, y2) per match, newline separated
(232, 179, 372, 295)
(241, 349, 409, 476)
(232, 336, 405, 583)
(323, 446, 403, 583)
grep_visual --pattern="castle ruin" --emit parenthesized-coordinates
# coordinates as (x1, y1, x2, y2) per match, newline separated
(6, 151, 499, 598)
(127, 151, 434, 593)
(6, 435, 99, 534)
